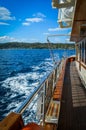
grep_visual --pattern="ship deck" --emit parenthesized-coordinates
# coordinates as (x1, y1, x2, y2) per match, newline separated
(57, 61, 86, 130)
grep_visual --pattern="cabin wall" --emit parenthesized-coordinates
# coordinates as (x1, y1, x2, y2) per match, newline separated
(76, 61, 86, 88)
(75, 38, 86, 88)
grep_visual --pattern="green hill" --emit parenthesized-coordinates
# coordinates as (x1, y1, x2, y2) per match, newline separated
(0, 42, 75, 49)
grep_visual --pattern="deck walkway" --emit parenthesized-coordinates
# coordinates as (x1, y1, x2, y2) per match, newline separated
(57, 61, 86, 130)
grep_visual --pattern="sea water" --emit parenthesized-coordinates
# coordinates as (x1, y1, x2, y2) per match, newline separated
(0, 49, 75, 121)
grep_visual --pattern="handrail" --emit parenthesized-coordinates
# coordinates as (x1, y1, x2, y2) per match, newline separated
(15, 59, 64, 124)
(16, 61, 62, 114)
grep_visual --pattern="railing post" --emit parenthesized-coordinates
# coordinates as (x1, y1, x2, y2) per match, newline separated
(42, 83, 45, 125)
(56, 65, 59, 79)
(53, 70, 55, 89)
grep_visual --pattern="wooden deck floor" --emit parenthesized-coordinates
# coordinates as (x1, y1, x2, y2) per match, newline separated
(57, 61, 86, 130)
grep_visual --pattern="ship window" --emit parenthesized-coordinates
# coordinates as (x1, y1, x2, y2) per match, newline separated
(78, 43, 80, 61)
(80, 43, 81, 61)
(82, 41, 84, 63)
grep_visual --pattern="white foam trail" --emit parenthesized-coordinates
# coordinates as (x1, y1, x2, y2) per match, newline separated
(32, 66, 40, 71)
(1, 71, 45, 96)
(44, 58, 51, 61)
(0, 56, 56, 122)
(2, 73, 39, 95)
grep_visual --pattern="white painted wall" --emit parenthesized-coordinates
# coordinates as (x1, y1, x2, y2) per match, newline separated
(76, 61, 86, 88)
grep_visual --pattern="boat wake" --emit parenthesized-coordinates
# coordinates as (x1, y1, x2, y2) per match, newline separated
(0, 58, 54, 121)
(0, 49, 75, 121)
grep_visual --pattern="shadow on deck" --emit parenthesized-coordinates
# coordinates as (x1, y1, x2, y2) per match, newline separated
(57, 61, 86, 130)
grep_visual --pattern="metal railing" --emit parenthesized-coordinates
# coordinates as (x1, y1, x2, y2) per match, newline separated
(15, 59, 64, 125)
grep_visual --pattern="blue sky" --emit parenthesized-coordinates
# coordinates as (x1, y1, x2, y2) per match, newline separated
(0, 0, 71, 43)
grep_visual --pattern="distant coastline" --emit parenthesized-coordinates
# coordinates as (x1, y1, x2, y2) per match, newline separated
(0, 42, 75, 49)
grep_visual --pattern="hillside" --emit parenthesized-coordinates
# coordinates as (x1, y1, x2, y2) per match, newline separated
(0, 42, 75, 49)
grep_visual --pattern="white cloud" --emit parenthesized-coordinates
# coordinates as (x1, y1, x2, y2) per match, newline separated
(48, 27, 63, 32)
(22, 12, 46, 26)
(33, 12, 46, 18)
(48, 27, 69, 32)
(22, 22, 30, 26)
(0, 36, 18, 43)
(26, 18, 43, 23)
(22, 17, 43, 26)
(0, 7, 15, 20)
(0, 22, 9, 25)
(48, 37, 62, 43)
(54, 38, 61, 42)
(0, 36, 31, 43)
(66, 38, 70, 41)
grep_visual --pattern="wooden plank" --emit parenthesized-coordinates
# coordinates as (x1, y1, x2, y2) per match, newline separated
(57, 61, 86, 130)
(44, 123, 57, 130)
(53, 60, 66, 101)
(0, 112, 24, 130)
(45, 100, 60, 124)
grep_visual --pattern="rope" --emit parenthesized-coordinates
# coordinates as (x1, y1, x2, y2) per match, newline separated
(47, 38, 56, 65)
